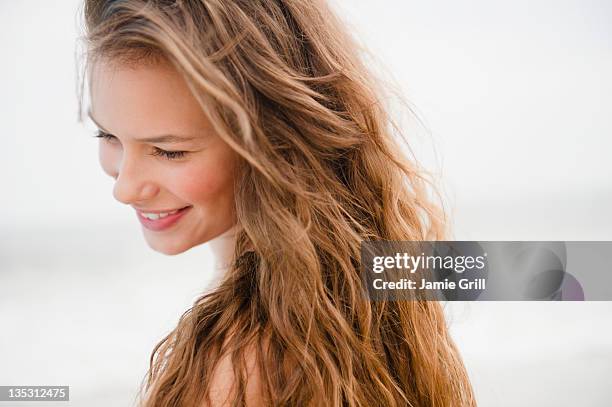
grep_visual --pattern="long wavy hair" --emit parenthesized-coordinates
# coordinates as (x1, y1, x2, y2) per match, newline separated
(79, 0, 475, 406)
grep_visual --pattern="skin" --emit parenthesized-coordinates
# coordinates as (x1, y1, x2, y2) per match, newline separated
(89, 58, 238, 255)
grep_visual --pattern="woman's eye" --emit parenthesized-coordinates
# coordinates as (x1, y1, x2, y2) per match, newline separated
(94, 130, 118, 143)
(151, 147, 187, 160)
(94, 130, 186, 160)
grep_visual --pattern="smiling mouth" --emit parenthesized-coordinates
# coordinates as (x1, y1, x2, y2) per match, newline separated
(137, 205, 192, 220)
(136, 205, 192, 232)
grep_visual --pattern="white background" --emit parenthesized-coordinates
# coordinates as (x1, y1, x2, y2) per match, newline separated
(1, 0, 611, 406)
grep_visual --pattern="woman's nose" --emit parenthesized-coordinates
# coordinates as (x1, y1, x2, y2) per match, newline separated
(112, 155, 160, 205)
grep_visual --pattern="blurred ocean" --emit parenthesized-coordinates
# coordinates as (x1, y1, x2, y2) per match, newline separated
(1, 198, 611, 406)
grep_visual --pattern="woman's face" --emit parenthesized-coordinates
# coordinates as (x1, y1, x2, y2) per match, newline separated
(89, 58, 238, 255)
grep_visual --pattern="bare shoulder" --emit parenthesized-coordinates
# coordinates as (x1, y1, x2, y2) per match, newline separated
(204, 339, 266, 407)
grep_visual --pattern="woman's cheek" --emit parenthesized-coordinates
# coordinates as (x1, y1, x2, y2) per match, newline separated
(175, 160, 234, 204)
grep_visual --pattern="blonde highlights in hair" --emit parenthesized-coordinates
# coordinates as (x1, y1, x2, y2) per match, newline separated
(80, 0, 476, 405)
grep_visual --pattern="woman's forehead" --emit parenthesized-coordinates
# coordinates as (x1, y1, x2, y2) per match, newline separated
(89, 58, 212, 137)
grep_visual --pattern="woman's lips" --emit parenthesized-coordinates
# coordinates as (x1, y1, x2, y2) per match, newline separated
(136, 206, 192, 231)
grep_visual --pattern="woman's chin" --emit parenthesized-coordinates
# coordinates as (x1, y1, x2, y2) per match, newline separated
(142, 233, 191, 256)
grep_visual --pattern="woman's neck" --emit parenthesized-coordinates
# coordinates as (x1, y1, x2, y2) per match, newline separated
(208, 223, 240, 274)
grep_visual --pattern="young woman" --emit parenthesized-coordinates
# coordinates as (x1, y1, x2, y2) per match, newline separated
(80, 0, 476, 405)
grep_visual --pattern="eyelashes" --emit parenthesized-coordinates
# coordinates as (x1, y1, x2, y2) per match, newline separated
(94, 129, 116, 142)
(150, 148, 187, 160)
(94, 130, 188, 160)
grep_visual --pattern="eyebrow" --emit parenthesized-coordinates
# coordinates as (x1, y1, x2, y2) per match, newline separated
(87, 110, 199, 143)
